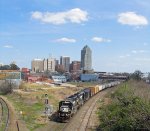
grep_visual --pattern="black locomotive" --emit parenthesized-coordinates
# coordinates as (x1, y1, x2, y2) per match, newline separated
(57, 81, 120, 122)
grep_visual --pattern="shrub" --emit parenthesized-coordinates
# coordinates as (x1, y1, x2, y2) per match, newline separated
(98, 84, 150, 131)
(0, 80, 16, 95)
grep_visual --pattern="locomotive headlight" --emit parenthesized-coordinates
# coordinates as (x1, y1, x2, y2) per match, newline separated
(61, 106, 69, 112)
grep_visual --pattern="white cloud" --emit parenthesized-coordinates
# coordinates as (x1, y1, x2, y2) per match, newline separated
(131, 50, 147, 54)
(120, 50, 148, 59)
(31, 8, 88, 25)
(126, 54, 131, 57)
(118, 12, 148, 26)
(91, 37, 111, 43)
(135, 58, 150, 62)
(119, 56, 125, 58)
(139, 50, 146, 53)
(119, 54, 130, 58)
(55, 37, 76, 43)
(131, 50, 137, 54)
(3, 45, 13, 48)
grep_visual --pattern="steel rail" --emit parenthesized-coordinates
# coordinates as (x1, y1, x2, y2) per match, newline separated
(0, 97, 10, 131)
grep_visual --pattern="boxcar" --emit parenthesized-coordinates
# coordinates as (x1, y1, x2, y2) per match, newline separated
(83, 88, 91, 101)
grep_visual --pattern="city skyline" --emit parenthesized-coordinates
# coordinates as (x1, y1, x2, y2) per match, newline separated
(0, 0, 150, 72)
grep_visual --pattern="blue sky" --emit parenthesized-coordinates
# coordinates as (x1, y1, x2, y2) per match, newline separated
(0, 0, 150, 72)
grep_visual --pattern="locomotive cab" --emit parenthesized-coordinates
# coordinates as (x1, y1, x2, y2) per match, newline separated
(58, 100, 73, 121)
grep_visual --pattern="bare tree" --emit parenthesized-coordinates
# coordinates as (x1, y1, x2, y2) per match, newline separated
(0, 80, 17, 95)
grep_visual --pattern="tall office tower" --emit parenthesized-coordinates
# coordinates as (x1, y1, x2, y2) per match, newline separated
(31, 59, 43, 73)
(81, 45, 92, 71)
(60, 56, 70, 72)
(43, 58, 48, 71)
(55, 60, 59, 66)
(47, 57, 55, 72)
(55, 59, 59, 71)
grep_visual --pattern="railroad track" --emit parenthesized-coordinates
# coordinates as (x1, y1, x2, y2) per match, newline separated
(60, 95, 99, 131)
(79, 95, 99, 131)
(61, 87, 115, 131)
(0, 97, 10, 131)
(36, 86, 118, 131)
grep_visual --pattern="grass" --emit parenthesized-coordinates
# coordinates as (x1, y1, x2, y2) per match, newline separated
(98, 80, 150, 130)
(126, 80, 150, 101)
(5, 82, 82, 130)
(0, 101, 9, 131)
(19, 82, 60, 90)
(104, 80, 150, 102)
(6, 94, 45, 130)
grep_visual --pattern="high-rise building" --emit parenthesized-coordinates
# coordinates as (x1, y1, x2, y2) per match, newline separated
(43, 58, 48, 71)
(43, 58, 55, 72)
(55, 64, 65, 73)
(47, 57, 55, 72)
(31, 59, 43, 73)
(81, 45, 92, 71)
(60, 56, 70, 72)
(70, 61, 81, 72)
(55, 60, 59, 66)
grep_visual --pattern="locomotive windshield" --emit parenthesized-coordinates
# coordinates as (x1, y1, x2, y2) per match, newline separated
(62, 103, 71, 106)
(59, 101, 73, 110)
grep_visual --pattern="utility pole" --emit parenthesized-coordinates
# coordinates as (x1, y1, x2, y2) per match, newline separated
(44, 94, 48, 122)
(44, 94, 53, 122)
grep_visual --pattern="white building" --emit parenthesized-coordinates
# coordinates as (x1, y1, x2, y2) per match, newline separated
(31, 59, 43, 73)
(47, 57, 55, 72)
(51, 75, 66, 83)
(43, 59, 48, 71)
(43, 58, 56, 72)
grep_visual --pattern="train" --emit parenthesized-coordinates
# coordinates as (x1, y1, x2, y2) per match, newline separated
(57, 81, 121, 122)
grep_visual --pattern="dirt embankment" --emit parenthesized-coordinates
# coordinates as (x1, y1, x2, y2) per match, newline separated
(0, 95, 29, 131)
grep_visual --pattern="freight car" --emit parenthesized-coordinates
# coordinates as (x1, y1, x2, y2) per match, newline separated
(57, 81, 120, 122)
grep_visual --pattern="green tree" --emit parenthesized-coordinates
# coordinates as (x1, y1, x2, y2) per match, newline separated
(0, 65, 10, 70)
(0, 63, 20, 70)
(10, 63, 20, 70)
(131, 70, 142, 81)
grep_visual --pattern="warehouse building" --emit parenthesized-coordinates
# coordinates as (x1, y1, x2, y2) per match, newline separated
(80, 74, 99, 82)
